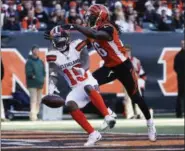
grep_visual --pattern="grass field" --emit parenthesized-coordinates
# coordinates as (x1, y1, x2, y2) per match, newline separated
(1, 118, 184, 150)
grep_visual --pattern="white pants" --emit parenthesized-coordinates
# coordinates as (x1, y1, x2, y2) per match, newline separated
(66, 76, 98, 109)
(123, 78, 145, 119)
(28, 88, 43, 121)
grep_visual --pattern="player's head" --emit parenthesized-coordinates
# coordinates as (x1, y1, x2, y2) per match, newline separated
(50, 26, 70, 52)
(85, 4, 110, 28)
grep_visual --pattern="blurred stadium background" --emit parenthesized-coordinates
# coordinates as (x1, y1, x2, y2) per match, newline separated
(1, 0, 184, 150)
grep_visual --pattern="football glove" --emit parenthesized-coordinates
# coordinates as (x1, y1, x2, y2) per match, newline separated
(44, 30, 52, 40)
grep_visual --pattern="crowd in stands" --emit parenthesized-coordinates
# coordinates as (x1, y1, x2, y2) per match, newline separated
(1, 0, 184, 32)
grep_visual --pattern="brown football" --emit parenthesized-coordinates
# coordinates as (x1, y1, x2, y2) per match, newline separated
(42, 94, 65, 108)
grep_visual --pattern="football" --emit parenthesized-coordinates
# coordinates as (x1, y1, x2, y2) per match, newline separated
(42, 94, 65, 108)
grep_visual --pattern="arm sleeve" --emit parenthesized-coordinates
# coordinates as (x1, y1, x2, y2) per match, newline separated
(46, 52, 57, 63)
(75, 39, 89, 52)
(99, 25, 114, 39)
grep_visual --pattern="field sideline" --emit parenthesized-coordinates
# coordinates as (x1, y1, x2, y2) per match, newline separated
(1, 118, 184, 151)
(1, 118, 184, 134)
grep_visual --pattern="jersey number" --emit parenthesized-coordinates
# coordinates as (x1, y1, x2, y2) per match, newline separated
(63, 64, 88, 85)
(93, 42, 107, 57)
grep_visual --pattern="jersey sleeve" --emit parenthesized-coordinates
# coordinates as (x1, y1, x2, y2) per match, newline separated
(99, 25, 114, 38)
(75, 39, 90, 52)
(46, 51, 57, 63)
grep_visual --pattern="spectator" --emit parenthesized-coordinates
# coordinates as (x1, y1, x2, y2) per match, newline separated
(172, 9, 184, 29)
(25, 45, 46, 121)
(50, 4, 62, 18)
(35, 0, 48, 24)
(113, 1, 129, 33)
(66, 8, 79, 24)
(174, 40, 185, 118)
(127, 15, 135, 32)
(79, 1, 89, 19)
(69, 1, 78, 10)
(1, 60, 7, 121)
(19, 0, 34, 21)
(158, 9, 174, 31)
(21, 9, 40, 32)
(3, 14, 20, 31)
(44, 0, 58, 15)
(127, 3, 134, 15)
(5, 2, 18, 18)
(75, 16, 84, 25)
(65, 1, 79, 18)
(48, 8, 65, 30)
(143, 1, 158, 24)
(157, 1, 172, 16)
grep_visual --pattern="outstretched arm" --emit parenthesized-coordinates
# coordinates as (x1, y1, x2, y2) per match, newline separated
(74, 24, 112, 41)
(62, 24, 113, 41)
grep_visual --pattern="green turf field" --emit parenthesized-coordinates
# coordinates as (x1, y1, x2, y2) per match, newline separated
(1, 118, 184, 135)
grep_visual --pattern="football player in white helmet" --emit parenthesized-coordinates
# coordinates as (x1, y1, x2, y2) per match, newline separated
(44, 26, 116, 146)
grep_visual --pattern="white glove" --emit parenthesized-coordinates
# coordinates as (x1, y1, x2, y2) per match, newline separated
(73, 67, 85, 77)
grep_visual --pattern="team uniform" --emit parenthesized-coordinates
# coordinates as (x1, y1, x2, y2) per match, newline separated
(90, 24, 138, 97)
(47, 39, 98, 108)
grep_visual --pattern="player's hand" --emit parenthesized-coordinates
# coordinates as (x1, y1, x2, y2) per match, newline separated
(44, 30, 52, 40)
(61, 24, 76, 30)
(73, 67, 85, 77)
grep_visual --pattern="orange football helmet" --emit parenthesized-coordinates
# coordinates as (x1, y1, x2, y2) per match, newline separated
(86, 4, 110, 28)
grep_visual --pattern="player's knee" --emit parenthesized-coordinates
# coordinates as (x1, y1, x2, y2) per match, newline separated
(66, 101, 79, 112)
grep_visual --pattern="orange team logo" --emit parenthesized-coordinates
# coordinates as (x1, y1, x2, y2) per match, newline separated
(158, 48, 180, 96)
(1, 48, 49, 99)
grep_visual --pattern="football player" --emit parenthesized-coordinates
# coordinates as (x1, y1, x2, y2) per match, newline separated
(44, 25, 116, 146)
(62, 4, 157, 141)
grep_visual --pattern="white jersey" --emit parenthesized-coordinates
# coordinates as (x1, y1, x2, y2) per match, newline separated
(130, 56, 145, 78)
(47, 39, 98, 108)
(47, 39, 91, 88)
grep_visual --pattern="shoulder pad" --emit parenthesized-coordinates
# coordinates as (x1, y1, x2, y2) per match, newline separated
(46, 51, 57, 62)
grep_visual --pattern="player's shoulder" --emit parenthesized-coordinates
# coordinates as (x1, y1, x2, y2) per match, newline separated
(98, 23, 118, 37)
(71, 39, 87, 52)
(46, 50, 58, 62)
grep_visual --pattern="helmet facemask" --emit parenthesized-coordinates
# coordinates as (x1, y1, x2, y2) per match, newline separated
(52, 34, 70, 52)
(86, 14, 98, 27)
